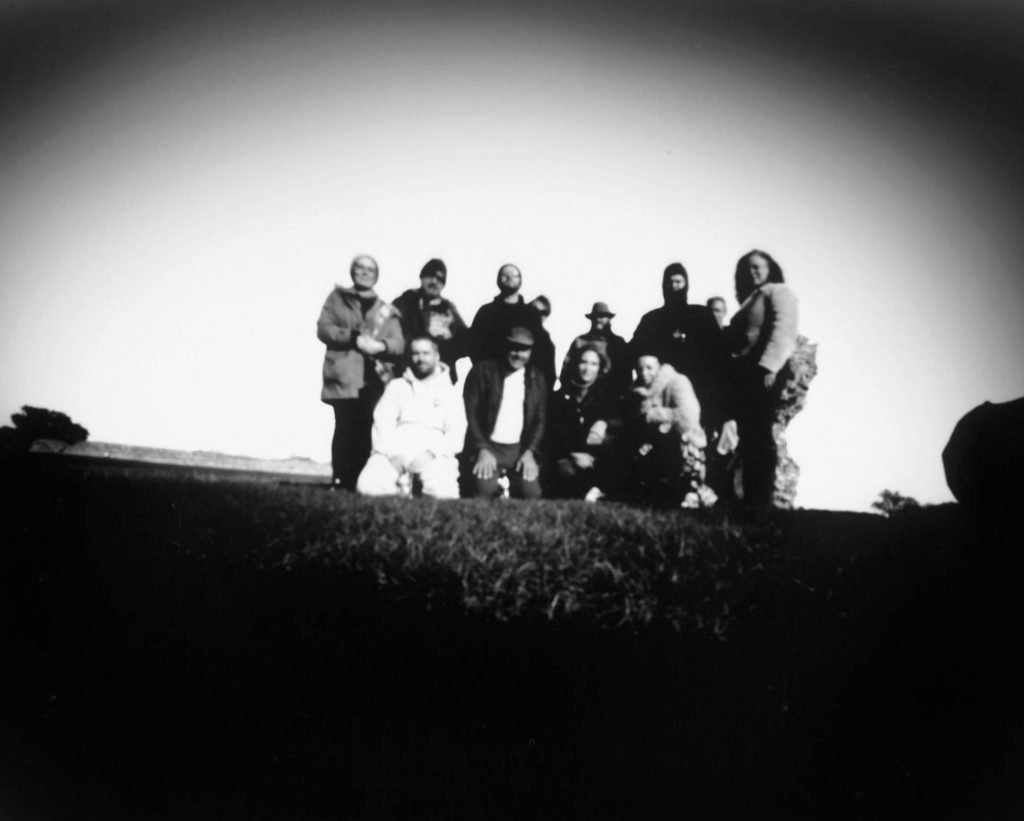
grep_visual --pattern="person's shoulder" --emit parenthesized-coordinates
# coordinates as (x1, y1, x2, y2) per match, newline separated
(393, 288, 419, 305)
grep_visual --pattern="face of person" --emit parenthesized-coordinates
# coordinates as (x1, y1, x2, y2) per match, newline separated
(591, 315, 610, 332)
(506, 343, 532, 371)
(350, 256, 379, 290)
(709, 299, 727, 327)
(748, 254, 771, 288)
(577, 350, 601, 386)
(636, 356, 660, 387)
(409, 339, 440, 378)
(667, 273, 687, 293)
(497, 266, 522, 297)
(420, 272, 445, 299)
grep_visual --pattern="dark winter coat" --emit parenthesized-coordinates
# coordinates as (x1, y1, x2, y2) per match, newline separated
(392, 288, 470, 382)
(469, 296, 555, 386)
(462, 360, 549, 457)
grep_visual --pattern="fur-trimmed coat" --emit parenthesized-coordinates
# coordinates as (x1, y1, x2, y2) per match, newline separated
(629, 363, 706, 449)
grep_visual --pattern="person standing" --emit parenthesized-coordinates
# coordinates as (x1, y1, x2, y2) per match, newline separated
(391, 258, 469, 383)
(356, 336, 465, 499)
(725, 249, 799, 507)
(629, 262, 729, 431)
(469, 264, 554, 386)
(707, 296, 728, 329)
(317, 254, 404, 490)
(559, 301, 632, 397)
(462, 327, 549, 500)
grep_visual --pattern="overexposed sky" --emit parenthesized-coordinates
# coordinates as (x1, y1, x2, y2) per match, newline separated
(3, 1, 1023, 510)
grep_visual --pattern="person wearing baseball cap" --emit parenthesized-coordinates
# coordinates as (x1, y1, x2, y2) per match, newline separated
(559, 301, 632, 398)
(462, 325, 549, 499)
(391, 257, 470, 384)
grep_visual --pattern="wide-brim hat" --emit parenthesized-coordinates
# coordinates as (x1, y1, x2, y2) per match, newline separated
(505, 326, 535, 348)
(585, 301, 615, 319)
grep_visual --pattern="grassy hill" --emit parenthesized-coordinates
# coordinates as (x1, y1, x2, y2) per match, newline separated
(1, 453, 1020, 820)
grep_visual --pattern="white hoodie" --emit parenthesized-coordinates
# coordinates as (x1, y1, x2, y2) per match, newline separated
(370, 362, 467, 462)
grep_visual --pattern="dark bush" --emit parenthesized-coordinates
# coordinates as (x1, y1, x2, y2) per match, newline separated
(0, 405, 89, 452)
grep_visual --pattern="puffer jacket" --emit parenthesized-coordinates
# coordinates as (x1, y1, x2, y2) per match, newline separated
(370, 362, 466, 460)
(318, 285, 404, 402)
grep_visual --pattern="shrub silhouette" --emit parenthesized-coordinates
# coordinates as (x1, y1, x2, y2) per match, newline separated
(872, 488, 920, 517)
(0, 405, 89, 452)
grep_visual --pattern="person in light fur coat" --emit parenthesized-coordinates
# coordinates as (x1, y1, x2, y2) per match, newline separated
(624, 351, 716, 507)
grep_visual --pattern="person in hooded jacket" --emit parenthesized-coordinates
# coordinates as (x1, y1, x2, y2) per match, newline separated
(629, 262, 729, 432)
(357, 335, 465, 499)
(392, 258, 469, 384)
(544, 343, 621, 500)
(317, 254, 405, 490)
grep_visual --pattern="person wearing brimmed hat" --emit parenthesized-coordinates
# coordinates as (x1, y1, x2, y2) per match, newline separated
(391, 258, 470, 384)
(462, 325, 549, 499)
(559, 300, 632, 398)
(468, 264, 555, 387)
(317, 254, 405, 490)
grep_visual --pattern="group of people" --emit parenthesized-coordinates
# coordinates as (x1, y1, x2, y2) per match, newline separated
(317, 250, 799, 509)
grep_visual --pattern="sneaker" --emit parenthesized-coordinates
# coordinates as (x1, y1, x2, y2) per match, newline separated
(584, 486, 604, 503)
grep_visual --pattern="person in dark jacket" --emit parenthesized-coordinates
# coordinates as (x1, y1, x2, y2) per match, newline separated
(545, 343, 621, 500)
(559, 301, 632, 397)
(468, 264, 555, 386)
(629, 262, 729, 431)
(317, 254, 405, 490)
(391, 258, 470, 383)
(462, 326, 549, 500)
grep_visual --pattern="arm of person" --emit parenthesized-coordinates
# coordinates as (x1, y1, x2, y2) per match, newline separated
(377, 313, 406, 361)
(758, 285, 799, 375)
(316, 296, 356, 349)
(370, 380, 403, 457)
(462, 363, 490, 454)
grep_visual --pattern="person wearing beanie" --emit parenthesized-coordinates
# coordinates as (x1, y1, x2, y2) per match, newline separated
(629, 262, 729, 432)
(391, 257, 470, 384)
(317, 254, 405, 490)
(559, 301, 632, 398)
(468, 264, 555, 387)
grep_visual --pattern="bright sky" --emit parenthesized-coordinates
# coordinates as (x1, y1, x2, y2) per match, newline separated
(2, 2, 1023, 510)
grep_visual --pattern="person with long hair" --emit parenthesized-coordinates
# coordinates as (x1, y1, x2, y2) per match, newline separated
(545, 343, 620, 500)
(725, 249, 799, 507)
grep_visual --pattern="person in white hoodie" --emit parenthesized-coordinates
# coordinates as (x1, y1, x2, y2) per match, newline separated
(356, 335, 466, 499)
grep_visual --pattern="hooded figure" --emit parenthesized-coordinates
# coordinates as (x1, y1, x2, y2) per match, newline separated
(628, 263, 729, 429)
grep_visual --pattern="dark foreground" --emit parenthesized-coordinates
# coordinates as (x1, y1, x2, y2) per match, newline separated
(1, 454, 1022, 820)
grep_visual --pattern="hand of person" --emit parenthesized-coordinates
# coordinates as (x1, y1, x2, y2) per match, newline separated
(472, 448, 498, 480)
(356, 335, 386, 356)
(762, 369, 777, 389)
(570, 452, 595, 470)
(516, 450, 539, 483)
(585, 420, 607, 447)
(407, 451, 435, 474)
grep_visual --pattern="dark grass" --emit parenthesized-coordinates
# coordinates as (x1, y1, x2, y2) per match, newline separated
(1, 453, 1022, 820)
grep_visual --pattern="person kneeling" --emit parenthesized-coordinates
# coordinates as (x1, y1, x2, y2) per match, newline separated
(357, 336, 465, 499)
(623, 352, 717, 508)
(462, 327, 549, 499)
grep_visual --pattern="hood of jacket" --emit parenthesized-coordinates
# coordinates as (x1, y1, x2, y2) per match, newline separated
(661, 265, 690, 310)
(401, 360, 451, 388)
